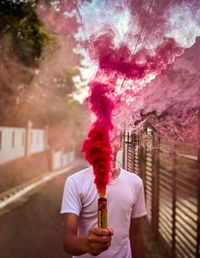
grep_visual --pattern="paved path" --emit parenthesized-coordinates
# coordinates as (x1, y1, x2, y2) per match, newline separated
(0, 168, 76, 258)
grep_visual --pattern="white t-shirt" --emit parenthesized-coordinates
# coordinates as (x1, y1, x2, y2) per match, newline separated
(61, 167, 147, 258)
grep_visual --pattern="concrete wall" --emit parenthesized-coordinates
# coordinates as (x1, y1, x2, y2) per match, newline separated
(30, 129, 45, 154)
(62, 152, 69, 167)
(0, 124, 74, 170)
(0, 127, 26, 164)
(52, 150, 75, 171)
(0, 125, 45, 165)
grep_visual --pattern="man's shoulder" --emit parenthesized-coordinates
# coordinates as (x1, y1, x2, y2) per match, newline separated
(121, 169, 143, 186)
(65, 166, 95, 195)
(68, 166, 93, 181)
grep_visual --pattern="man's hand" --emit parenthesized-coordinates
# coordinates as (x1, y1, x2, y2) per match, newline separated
(63, 214, 113, 256)
(85, 227, 113, 256)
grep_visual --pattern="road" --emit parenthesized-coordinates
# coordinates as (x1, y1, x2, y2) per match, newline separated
(0, 167, 79, 258)
(0, 164, 164, 258)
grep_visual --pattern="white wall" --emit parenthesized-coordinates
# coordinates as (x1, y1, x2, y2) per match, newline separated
(0, 125, 74, 169)
(52, 151, 62, 170)
(52, 150, 75, 171)
(30, 129, 45, 154)
(68, 151, 75, 163)
(62, 153, 69, 167)
(0, 126, 46, 165)
(0, 127, 25, 164)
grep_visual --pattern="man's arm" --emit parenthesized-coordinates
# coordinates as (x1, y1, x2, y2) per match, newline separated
(129, 216, 145, 258)
(63, 213, 113, 256)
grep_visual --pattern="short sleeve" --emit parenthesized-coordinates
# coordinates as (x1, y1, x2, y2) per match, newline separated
(60, 177, 82, 215)
(131, 180, 147, 218)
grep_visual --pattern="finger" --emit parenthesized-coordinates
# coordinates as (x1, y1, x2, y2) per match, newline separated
(105, 241, 111, 250)
(90, 242, 111, 251)
(88, 235, 111, 244)
(107, 228, 114, 236)
(90, 243, 104, 254)
(89, 247, 101, 257)
(90, 227, 111, 236)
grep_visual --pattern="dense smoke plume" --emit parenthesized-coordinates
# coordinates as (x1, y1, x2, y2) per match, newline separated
(80, 0, 200, 192)
(78, 0, 200, 141)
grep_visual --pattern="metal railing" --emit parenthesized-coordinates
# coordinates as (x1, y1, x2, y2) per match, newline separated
(122, 128, 200, 258)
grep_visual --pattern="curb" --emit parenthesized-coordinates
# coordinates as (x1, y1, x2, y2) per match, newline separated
(0, 164, 74, 210)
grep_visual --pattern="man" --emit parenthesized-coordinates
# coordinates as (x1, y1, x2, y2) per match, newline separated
(61, 136, 147, 257)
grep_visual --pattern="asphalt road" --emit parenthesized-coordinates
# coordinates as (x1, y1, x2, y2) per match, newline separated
(0, 168, 79, 258)
(0, 164, 164, 258)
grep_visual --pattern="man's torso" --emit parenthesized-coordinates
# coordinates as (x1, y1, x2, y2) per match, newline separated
(66, 167, 140, 258)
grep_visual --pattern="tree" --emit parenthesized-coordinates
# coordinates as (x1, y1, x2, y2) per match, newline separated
(0, 0, 83, 130)
(0, 0, 47, 66)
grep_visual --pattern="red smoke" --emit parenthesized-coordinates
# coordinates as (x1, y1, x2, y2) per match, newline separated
(82, 81, 114, 196)
(91, 32, 183, 82)
(82, 121, 112, 197)
(82, 31, 184, 196)
(77, 0, 200, 198)
(89, 81, 114, 129)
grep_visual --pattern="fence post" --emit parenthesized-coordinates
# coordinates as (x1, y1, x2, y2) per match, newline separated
(132, 132, 135, 173)
(152, 133, 160, 239)
(127, 131, 133, 172)
(139, 130, 146, 181)
(142, 128, 148, 198)
(197, 112, 200, 258)
(122, 129, 126, 169)
(25, 120, 32, 158)
(172, 146, 177, 258)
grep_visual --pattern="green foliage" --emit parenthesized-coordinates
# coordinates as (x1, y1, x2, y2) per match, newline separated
(0, 0, 48, 65)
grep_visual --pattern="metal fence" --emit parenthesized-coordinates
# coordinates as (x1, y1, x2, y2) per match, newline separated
(122, 128, 200, 258)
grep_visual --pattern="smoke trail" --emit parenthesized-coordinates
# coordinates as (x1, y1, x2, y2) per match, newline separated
(90, 32, 183, 83)
(78, 0, 200, 140)
(82, 81, 113, 196)
(78, 0, 200, 193)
